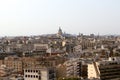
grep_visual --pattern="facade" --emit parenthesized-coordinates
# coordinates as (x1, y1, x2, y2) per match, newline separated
(33, 43, 49, 55)
(22, 57, 41, 69)
(88, 57, 120, 80)
(56, 58, 80, 78)
(24, 67, 56, 80)
(2, 56, 23, 73)
(81, 39, 96, 49)
(0, 65, 9, 77)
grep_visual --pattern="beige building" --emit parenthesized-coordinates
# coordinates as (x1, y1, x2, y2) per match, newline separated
(0, 65, 10, 77)
(88, 57, 120, 80)
(1, 56, 23, 73)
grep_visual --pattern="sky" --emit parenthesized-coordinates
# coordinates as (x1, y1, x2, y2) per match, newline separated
(0, 0, 120, 36)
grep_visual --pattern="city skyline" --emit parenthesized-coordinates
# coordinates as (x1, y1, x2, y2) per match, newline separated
(0, 0, 120, 36)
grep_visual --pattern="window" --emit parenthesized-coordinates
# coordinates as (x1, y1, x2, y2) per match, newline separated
(34, 70, 35, 73)
(36, 70, 38, 73)
(25, 75, 27, 77)
(28, 70, 30, 72)
(36, 75, 38, 78)
(25, 70, 27, 72)
(28, 75, 30, 77)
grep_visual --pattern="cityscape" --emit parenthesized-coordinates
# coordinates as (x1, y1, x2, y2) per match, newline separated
(0, 0, 120, 80)
(0, 27, 120, 80)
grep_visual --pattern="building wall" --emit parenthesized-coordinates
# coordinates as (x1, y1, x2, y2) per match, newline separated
(24, 67, 56, 80)
(88, 57, 120, 80)
(24, 69, 41, 80)
(88, 64, 99, 79)
(0, 56, 23, 73)
(57, 58, 80, 78)
(34, 44, 48, 50)
(4, 60, 23, 73)
(41, 70, 48, 80)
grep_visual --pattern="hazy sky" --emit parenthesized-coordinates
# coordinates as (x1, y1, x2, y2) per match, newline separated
(0, 0, 120, 36)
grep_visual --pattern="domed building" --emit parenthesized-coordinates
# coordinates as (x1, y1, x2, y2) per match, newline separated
(57, 27, 63, 37)
(57, 27, 63, 35)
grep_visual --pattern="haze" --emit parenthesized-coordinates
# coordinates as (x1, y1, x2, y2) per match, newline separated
(0, 0, 120, 36)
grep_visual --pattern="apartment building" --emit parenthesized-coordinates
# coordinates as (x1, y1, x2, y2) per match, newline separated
(56, 58, 80, 78)
(88, 57, 120, 80)
(24, 67, 56, 80)
(3, 56, 23, 73)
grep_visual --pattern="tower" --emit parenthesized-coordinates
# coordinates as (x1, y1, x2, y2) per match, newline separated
(58, 27, 63, 36)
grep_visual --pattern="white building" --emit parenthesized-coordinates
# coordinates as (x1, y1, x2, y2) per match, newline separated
(24, 67, 56, 80)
